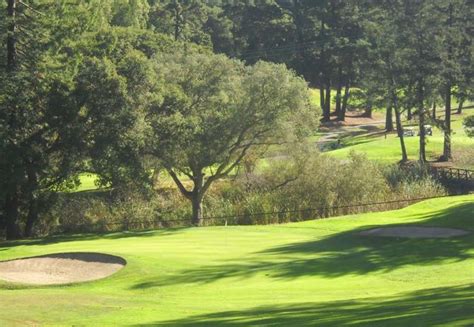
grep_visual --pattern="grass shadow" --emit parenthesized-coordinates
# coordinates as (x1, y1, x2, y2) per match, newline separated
(0, 228, 188, 249)
(144, 284, 473, 326)
(130, 202, 473, 289)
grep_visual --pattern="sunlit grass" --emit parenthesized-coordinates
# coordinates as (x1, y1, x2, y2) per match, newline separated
(328, 113, 474, 164)
(0, 195, 472, 326)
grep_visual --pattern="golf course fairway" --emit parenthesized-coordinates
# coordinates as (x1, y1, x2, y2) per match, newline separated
(0, 195, 472, 326)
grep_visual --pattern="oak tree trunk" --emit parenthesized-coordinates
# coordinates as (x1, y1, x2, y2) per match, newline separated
(190, 171, 204, 226)
(191, 194, 203, 226)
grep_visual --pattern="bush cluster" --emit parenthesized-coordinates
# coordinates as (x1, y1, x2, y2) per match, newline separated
(36, 152, 446, 236)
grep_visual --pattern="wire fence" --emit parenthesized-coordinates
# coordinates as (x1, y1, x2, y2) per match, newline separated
(51, 195, 450, 235)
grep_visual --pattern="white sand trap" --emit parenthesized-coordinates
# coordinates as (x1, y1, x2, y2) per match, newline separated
(359, 226, 470, 239)
(0, 252, 126, 285)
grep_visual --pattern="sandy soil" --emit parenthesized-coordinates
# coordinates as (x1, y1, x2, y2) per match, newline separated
(320, 112, 386, 128)
(0, 252, 126, 285)
(359, 226, 470, 239)
(317, 119, 386, 151)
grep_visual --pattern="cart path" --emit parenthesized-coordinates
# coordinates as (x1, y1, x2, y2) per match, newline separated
(317, 120, 385, 151)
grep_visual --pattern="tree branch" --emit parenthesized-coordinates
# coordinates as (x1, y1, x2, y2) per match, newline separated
(176, 167, 194, 181)
(18, 1, 45, 16)
(201, 134, 263, 195)
(270, 176, 299, 191)
(167, 169, 192, 199)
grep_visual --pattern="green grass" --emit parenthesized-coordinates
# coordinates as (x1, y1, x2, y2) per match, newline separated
(74, 173, 101, 192)
(0, 195, 473, 326)
(328, 113, 474, 164)
(309, 87, 362, 108)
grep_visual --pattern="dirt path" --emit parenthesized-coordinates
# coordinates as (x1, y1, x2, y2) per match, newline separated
(317, 118, 385, 151)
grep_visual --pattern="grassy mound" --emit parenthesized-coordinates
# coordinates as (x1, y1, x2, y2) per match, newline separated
(0, 195, 472, 326)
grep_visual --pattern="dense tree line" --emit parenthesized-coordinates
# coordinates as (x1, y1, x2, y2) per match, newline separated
(0, 0, 316, 238)
(0, 0, 472, 239)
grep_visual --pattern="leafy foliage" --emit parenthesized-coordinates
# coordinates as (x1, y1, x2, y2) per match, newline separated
(463, 115, 474, 137)
(146, 51, 318, 224)
(0, 0, 472, 239)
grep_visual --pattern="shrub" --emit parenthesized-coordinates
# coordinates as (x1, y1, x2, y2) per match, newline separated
(202, 151, 444, 225)
(463, 115, 474, 137)
(382, 163, 446, 199)
(36, 151, 447, 235)
(38, 188, 192, 236)
(453, 147, 474, 169)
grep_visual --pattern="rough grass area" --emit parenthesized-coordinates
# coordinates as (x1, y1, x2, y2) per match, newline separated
(0, 195, 472, 326)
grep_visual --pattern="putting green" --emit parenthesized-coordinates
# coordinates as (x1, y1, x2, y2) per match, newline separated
(0, 195, 472, 326)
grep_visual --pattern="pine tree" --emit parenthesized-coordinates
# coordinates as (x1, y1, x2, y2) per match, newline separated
(0, 1, 102, 238)
(437, 0, 473, 161)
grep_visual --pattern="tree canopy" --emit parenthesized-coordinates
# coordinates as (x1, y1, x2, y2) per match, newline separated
(0, 0, 472, 238)
(147, 52, 318, 224)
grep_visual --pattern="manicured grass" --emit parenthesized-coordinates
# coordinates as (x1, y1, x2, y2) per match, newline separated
(328, 113, 474, 164)
(0, 195, 472, 326)
(74, 173, 101, 192)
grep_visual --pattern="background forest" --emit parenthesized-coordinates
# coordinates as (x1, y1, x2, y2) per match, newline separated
(0, 0, 473, 240)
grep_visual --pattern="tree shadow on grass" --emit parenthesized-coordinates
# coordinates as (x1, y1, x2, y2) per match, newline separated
(131, 202, 473, 289)
(0, 228, 188, 249)
(342, 128, 388, 145)
(321, 128, 385, 151)
(143, 284, 474, 326)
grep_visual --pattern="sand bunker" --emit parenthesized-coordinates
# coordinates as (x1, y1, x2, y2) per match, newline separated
(0, 252, 126, 285)
(359, 226, 470, 239)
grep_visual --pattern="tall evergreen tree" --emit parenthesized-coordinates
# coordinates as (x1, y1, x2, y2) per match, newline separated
(437, 0, 473, 161)
(396, 0, 440, 163)
(0, 1, 82, 238)
(0, 0, 143, 238)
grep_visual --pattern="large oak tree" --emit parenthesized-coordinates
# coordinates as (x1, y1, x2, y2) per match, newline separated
(146, 52, 318, 225)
